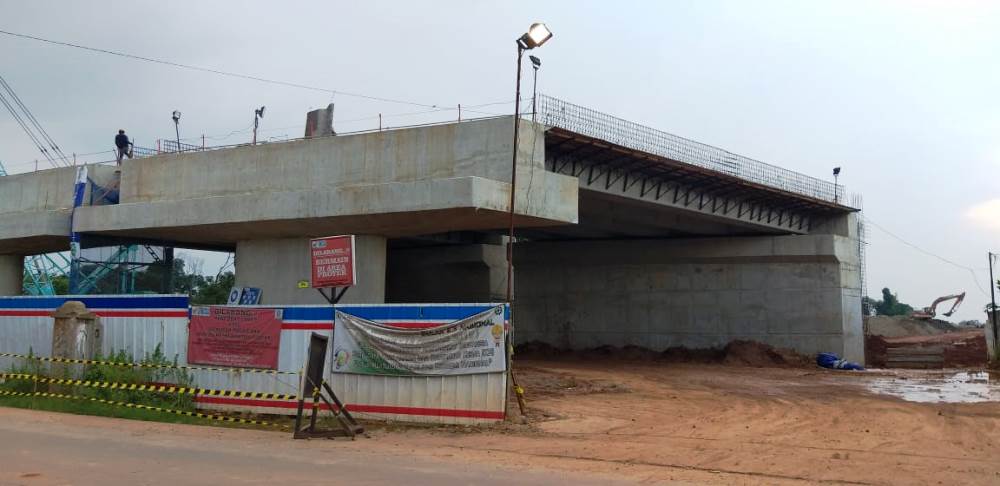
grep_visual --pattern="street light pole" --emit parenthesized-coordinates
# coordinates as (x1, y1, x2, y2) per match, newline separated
(506, 45, 524, 306)
(253, 106, 265, 145)
(506, 22, 553, 305)
(171, 110, 182, 152)
(833, 166, 841, 203)
(530, 55, 541, 123)
(990, 252, 998, 358)
(505, 23, 552, 417)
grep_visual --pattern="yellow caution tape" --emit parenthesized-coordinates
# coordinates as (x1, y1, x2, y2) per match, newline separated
(0, 374, 297, 401)
(0, 389, 286, 428)
(0, 352, 297, 375)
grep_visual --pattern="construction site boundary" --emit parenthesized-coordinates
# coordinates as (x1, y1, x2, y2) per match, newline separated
(0, 295, 508, 425)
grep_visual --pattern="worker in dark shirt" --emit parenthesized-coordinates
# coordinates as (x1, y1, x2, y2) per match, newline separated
(115, 129, 133, 165)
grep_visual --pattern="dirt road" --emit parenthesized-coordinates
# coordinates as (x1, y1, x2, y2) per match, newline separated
(2, 360, 998, 485)
(0, 407, 628, 486)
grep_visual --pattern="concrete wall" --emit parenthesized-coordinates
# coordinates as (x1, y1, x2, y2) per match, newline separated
(511, 229, 865, 363)
(0, 255, 22, 295)
(235, 235, 387, 305)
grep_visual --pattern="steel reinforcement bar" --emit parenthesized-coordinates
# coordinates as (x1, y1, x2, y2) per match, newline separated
(536, 94, 842, 203)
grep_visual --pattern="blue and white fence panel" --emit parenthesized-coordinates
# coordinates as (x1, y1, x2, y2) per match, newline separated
(0, 297, 509, 425)
(0, 294, 190, 371)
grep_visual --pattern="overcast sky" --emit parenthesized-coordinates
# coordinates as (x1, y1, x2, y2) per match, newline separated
(1, 1, 998, 321)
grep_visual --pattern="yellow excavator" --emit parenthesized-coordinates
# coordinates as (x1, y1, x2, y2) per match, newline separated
(910, 292, 965, 320)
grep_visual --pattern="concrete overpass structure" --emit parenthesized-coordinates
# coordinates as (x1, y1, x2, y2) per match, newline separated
(0, 95, 865, 362)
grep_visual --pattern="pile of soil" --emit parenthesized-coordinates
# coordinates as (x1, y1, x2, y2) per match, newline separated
(516, 340, 812, 368)
(516, 366, 630, 399)
(721, 340, 814, 367)
(865, 316, 956, 337)
(865, 329, 988, 368)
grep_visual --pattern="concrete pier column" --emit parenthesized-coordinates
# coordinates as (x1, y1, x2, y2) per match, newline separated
(0, 255, 23, 296)
(386, 243, 507, 303)
(235, 236, 386, 305)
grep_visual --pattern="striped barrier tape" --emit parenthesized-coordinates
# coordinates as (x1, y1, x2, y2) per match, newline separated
(0, 352, 297, 375)
(0, 374, 298, 401)
(0, 389, 286, 428)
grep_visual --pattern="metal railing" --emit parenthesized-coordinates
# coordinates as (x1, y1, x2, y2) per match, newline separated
(159, 139, 203, 154)
(131, 145, 158, 157)
(536, 94, 842, 203)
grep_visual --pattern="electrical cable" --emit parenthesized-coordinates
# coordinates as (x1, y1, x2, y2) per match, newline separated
(0, 74, 71, 166)
(864, 216, 990, 297)
(0, 29, 446, 110)
(0, 89, 56, 166)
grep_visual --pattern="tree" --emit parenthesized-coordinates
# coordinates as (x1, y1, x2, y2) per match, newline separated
(191, 271, 235, 305)
(868, 287, 914, 316)
(37, 255, 236, 304)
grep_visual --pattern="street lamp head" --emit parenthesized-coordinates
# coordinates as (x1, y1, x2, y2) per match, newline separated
(833, 166, 841, 176)
(256, 106, 266, 118)
(529, 55, 542, 69)
(172, 110, 181, 122)
(518, 22, 553, 50)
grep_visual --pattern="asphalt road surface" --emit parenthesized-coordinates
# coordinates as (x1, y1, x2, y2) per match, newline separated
(0, 408, 630, 486)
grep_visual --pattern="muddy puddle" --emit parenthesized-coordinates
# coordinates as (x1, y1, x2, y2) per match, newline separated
(865, 371, 1000, 403)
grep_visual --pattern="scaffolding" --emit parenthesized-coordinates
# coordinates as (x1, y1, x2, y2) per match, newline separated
(2, 156, 173, 295)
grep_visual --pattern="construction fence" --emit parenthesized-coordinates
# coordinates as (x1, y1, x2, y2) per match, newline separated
(0, 295, 508, 425)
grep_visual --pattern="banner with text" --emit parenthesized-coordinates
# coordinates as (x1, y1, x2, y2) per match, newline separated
(332, 306, 506, 376)
(188, 306, 284, 370)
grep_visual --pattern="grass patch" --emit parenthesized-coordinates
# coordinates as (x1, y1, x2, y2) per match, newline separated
(0, 345, 285, 430)
(0, 394, 211, 426)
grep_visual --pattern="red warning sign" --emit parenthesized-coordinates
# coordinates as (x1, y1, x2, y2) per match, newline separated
(310, 235, 356, 288)
(188, 307, 283, 369)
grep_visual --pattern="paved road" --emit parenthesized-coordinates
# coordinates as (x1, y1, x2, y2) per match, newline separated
(0, 408, 630, 486)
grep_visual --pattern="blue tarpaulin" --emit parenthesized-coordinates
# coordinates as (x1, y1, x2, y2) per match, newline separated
(817, 352, 865, 371)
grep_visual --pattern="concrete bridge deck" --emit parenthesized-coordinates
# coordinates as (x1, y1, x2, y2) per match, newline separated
(0, 103, 864, 362)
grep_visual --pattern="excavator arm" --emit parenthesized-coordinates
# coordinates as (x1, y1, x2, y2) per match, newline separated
(911, 292, 966, 319)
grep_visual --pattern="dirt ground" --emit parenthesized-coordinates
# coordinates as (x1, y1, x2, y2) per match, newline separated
(420, 359, 1000, 485)
(3, 359, 999, 485)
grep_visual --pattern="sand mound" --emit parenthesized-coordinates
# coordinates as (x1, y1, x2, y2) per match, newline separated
(865, 315, 957, 337)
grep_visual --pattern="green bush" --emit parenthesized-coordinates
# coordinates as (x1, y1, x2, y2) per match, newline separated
(81, 344, 195, 410)
(2, 344, 195, 411)
(0, 348, 47, 393)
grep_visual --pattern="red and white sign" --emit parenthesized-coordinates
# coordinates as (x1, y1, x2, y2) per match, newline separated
(310, 235, 356, 288)
(188, 306, 283, 369)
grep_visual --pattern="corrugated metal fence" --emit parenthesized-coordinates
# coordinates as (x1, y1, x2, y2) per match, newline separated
(0, 296, 507, 425)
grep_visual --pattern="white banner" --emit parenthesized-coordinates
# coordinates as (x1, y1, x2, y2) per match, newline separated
(332, 306, 507, 376)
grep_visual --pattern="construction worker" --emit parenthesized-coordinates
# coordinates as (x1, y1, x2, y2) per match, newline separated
(115, 129, 133, 165)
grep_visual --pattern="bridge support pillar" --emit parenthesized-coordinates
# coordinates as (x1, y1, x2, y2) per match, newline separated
(235, 236, 386, 305)
(386, 243, 507, 303)
(511, 231, 865, 365)
(0, 255, 23, 296)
